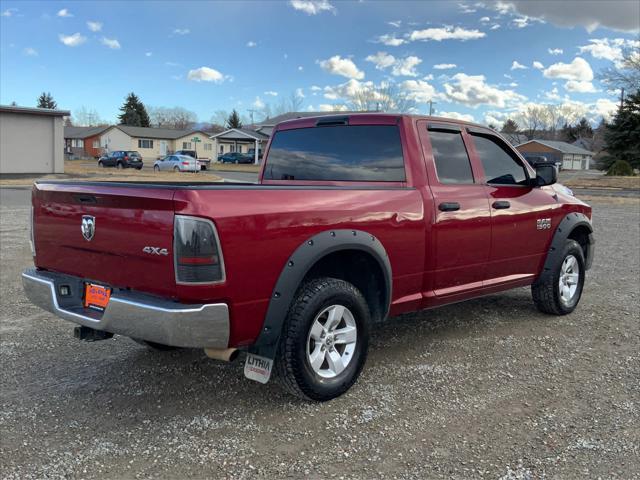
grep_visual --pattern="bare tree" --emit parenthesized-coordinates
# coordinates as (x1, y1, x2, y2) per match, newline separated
(73, 106, 104, 126)
(598, 46, 640, 92)
(149, 106, 197, 129)
(346, 83, 416, 113)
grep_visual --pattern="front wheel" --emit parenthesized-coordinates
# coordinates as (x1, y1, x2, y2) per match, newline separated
(173, 166, 180, 172)
(275, 277, 370, 401)
(116, 162, 123, 170)
(98, 161, 104, 168)
(154, 165, 160, 172)
(532, 239, 585, 315)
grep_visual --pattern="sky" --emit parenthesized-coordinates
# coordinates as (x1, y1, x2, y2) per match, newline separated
(1, 0, 638, 127)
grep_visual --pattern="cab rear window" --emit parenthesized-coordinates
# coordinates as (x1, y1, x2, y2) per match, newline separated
(263, 125, 405, 182)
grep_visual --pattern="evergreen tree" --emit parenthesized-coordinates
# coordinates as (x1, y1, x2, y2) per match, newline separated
(561, 117, 593, 142)
(226, 109, 243, 129)
(602, 90, 640, 170)
(118, 92, 150, 127)
(501, 118, 519, 133)
(37, 92, 57, 109)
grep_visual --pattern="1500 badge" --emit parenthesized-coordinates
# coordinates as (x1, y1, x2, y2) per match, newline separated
(537, 218, 551, 230)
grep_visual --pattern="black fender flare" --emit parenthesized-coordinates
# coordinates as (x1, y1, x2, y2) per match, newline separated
(536, 212, 594, 285)
(249, 229, 392, 359)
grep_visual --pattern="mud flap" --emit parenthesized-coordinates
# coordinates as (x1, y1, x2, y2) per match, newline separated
(244, 353, 273, 384)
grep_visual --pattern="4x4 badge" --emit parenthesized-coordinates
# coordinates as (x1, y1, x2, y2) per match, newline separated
(81, 215, 95, 241)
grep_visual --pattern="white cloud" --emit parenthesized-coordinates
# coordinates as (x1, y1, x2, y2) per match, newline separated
(253, 96, 265, 109)
(377, 34, 406, 46)
(145, 52, 152, 57)
(165, 61, 181, 67)
(594, 98, 618, 120)
(459, 3, 477, 14)
(565, 80, 597, 92)
(437, 111, 475, 122)
(366, 52, 396, 70)
(544, 87, 561, 100)
(442, 73, 526, 108)
(423, 74, 434, 81)
(543, 57, 593, 81)
(388, 20, 402, 28)
(509, 82, 518, 87)
(511, 60, 528, 70)
(310, 85, 322, 92)
(479, 16, 491, 23)
(548, 48, 563, 55)
(86, 21, 102, 32)
(578, 38, 640, 67)
(484, 110, 509, 126)
(23, 47, 38, 56)
(490, 24, 501, 30)
(264, 91, 278, 96)
(366, 52, 421, 77)
(408, 26, 486, 42)
(318, 55, 364, 79)
(298, 65, 304, 71)
(187, 66, 224, 83)
(246, 41, 257, 47)
(100, 37, 120, 49)
(433, 63, 457, 70)
(289, 0, 336, 15)
(58, 33, 86, 47)
(295, 87, 305, 98)
(399, 80, 439, 103)
(323, 79, 374, 100)
(1, 8, 18, 17)
(501, 1, 639, 33)
(392, 56, 421, 77)
(173, 28, 190, 35)
(57, 8, 73, 17)
(532, 61, 544, 69)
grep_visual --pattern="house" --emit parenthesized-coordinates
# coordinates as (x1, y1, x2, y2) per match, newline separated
(64, 125, 110, 159)
(99, 126, 215, 161)
(210, 128, 270, 164)
(516, 140, 594, 170)
(0, 105, 69, 174)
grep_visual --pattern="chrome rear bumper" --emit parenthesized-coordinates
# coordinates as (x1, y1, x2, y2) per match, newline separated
(22, 268, 229, 348)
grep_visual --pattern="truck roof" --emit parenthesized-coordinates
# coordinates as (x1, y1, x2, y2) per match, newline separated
(275, 112, 492, 132)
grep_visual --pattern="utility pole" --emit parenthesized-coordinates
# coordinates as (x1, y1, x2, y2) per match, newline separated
(247, 109, 257, 126)
(428, 100, 436, 116)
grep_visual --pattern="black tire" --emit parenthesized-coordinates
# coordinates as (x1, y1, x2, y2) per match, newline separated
(173, 166, 180, 172)
(116, 162, 123, 170)
(275, 277, 371, 402)
(136, 167, 142, 170)
(132, 338, 180, 351)
(98, 161, 104, 168)
(154, 165, 160, 172)
(532, 239, 585, 315)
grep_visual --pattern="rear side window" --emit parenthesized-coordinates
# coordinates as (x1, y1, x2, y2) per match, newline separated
(428, 130, 474, 184)
(471, 134, 528, 185)
(264, 125, 405, 182)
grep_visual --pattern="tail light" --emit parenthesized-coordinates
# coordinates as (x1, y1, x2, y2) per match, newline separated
(124, 156, 129, 161)
(174, 215, 225, 284)
(182, 161, 189, 165)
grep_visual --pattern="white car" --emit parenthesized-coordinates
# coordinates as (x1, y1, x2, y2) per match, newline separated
(153, 154, 199, 173)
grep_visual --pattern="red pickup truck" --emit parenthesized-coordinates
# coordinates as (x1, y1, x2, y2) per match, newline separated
(23, 114, 595, 401)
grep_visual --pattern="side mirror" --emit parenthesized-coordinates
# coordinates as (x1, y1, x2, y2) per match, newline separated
(535, 164, 557, 186)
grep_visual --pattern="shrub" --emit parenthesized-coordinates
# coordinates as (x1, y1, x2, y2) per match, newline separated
(606, 159, 634, 176)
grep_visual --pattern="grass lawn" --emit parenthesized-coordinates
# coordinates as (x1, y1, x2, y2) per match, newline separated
(207, 163, 261, 173)
(0, 161, 222, 186)
(564, 175, 639, 190)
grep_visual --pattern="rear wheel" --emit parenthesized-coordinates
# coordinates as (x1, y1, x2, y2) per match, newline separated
(98, 161, 104, 168)
(173, 166, 180, 172)
(116, 162, 123, 170)
(532, 239, 585, 315)
(275, 277, 370, 401)
(154, 165, 160, 172)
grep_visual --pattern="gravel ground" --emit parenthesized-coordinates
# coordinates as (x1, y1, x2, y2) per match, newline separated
(1, 194, 638, 479)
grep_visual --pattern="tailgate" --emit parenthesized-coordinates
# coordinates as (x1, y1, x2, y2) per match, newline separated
(33, 182, 178, 299)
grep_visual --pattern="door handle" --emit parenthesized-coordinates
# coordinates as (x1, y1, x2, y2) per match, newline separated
(439, 202, 460, 212)
(492, 200, 511, 209)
